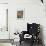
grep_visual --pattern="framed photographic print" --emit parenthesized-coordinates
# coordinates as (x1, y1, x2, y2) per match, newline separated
(17, 10, 23, 18)
(17, 9, 25, 19)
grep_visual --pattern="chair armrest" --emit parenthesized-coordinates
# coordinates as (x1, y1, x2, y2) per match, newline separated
(22, 31, 28, 35)
(19, 31, 27, 41)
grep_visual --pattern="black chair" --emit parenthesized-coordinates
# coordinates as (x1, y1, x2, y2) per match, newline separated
(19, 23, 40, 45)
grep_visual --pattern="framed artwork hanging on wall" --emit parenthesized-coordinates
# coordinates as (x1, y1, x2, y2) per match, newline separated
(17, 9, 25, 19)
(17, 10, 23, 18)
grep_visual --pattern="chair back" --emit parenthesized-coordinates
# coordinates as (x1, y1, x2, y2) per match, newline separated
(27, 23, 40, 35)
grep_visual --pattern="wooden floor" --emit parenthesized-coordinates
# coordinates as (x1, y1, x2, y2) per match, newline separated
(19, 42, 43, 46)
(13, 40, 43, 46)
(19, 41, 43, 46)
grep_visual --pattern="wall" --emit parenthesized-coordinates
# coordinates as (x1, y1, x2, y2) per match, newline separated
(9, 0, 46, 46)
(8, 0, 46, 46)
(9, 0, 44, 39)
(0, 0, 8, 3)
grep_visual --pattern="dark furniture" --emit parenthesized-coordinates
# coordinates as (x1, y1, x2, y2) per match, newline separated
(19, 23, 40, 46)
(41, 0, 43, 3)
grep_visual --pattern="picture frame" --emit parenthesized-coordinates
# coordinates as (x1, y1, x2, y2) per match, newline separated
(16, 8, 25, 19)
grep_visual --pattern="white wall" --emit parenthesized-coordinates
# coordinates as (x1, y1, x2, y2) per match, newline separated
(9, 0, 46, 46)
(0, 0, 8, 3)
(9, 0, 44, 38)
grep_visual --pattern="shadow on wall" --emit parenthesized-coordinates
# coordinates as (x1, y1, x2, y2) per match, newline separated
(40, 25, 45, 46)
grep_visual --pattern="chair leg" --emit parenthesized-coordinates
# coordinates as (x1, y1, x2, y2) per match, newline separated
(20, 41, 21, 45)
(30, 41, 34, 46)
(30, 39, 34, 46)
